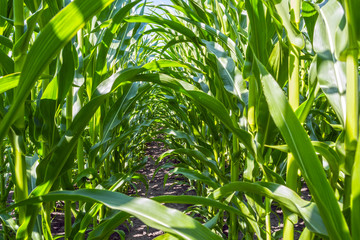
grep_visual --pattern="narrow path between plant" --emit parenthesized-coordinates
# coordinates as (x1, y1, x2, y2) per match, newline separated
(120, 140, 195, 240)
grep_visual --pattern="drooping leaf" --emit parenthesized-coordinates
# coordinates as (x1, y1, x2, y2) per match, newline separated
(5, 189, 222, 240)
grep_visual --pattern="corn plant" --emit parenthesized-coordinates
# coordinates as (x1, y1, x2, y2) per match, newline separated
(0, 0, 359, 239)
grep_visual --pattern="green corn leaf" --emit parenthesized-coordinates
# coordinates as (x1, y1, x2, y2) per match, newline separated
(258, 59, 350, 239)
(4, 189, 222, 240)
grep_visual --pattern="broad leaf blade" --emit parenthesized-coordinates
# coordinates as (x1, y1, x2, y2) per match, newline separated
(6, 189, 222, 240)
